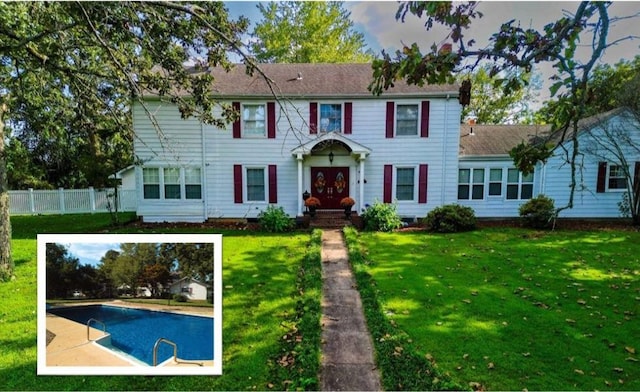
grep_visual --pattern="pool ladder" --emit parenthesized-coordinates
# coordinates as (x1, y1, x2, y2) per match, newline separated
(153, 337, 204, 367)
(86, 318, 107, 341)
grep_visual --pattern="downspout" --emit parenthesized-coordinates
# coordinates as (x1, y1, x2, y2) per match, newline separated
(441, 94, 450, 204)
(201, 121, 208, 222)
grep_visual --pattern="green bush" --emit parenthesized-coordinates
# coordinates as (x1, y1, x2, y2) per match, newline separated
(423, 204, 476, 233)
(519, 194, 555, 229)
(258, 205, 293, 232)
(361, 202, 403, 232)
(173, 294, 187, 302)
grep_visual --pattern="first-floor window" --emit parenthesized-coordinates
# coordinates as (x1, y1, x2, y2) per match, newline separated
(488, 168, 503, 196)
(608, 165, 626, 190)
(246, 168, 265, 201)
(185, 167, 202, 199)
(164, 168, 181, 199)
(458, 168, 484, 200)
(506, 169, 534, 200)
(143, 168, 160, 199)
(396, 167, 415, 201)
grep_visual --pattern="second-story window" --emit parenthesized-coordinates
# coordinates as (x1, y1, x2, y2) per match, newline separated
(243, 104, 266, 136)
(320, 104, 342, 132)
(396, 104, 419, 136)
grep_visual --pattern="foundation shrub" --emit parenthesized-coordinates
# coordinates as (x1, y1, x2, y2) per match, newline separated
(361, 202, 403, 232)
(423, 204, 476, 233)
(519, 195, 555, 229)
(258, 205, 293, 232)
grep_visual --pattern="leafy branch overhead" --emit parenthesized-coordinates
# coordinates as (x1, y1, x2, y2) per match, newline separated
(371, 1, 638, 217)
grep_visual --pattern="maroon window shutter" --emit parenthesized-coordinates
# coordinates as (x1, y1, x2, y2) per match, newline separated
(383, 165, 393, 203)
(385, 102, 394, 138)
(309, 102, 318, 134)
(232, 102, 241, 138)
(268, 165, 277, 203)
(344, 102, 352, 134)
(267, 102, 276, 139)
(420, 101, 430, 138)
(233, 165, 243, 203)
(419, 164, 428, 203)
(596, 162, 607, 193)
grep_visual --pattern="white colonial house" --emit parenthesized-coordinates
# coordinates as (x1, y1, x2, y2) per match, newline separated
(128, 63, 640, 222)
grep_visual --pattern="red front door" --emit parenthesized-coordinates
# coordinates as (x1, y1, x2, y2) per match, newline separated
(311, 167, 349, 209)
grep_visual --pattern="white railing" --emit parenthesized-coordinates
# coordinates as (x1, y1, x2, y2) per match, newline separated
(8, 187, 138, 215)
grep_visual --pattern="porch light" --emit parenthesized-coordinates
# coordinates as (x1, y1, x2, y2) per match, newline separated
(328, 151, 334, 164)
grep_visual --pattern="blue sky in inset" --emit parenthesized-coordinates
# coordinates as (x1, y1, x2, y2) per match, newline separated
(66, 243, 121, 267)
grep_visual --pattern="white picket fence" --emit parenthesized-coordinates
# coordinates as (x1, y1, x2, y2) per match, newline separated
(8, 188, 138, 215)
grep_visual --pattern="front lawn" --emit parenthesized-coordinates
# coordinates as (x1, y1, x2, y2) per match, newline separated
(0, 214, 321, 391)
(346, 227, 639, 391)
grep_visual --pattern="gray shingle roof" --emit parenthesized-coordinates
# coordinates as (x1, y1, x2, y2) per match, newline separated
(459, 124, 552, 157)
(204, 63, 459, 98)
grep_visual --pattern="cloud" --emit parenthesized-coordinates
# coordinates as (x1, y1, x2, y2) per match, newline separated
(66, 243, 121, 266)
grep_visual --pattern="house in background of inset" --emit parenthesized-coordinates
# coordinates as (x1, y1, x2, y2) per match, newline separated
(169, 277, 210, 301)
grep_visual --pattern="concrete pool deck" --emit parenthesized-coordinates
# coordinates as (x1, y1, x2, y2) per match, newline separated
(46, 301, 214, 368)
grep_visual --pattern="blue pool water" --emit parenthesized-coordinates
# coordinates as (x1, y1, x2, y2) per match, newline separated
(47, 305, 213, 365)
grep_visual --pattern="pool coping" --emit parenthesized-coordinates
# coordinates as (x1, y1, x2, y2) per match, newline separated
(45, 300, 215, 368)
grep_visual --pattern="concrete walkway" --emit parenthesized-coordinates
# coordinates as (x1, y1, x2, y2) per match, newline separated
(319, 229, 382, 391)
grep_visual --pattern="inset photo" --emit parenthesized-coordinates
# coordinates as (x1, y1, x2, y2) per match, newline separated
(37, 234, 222, 376)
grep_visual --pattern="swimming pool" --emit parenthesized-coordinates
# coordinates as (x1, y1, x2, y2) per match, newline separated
(47, 305, 213, 366)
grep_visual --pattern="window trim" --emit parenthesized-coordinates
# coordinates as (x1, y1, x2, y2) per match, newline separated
(245, 166, 267, 203)
(488, 168, 503, 197)
(506, 168, 534, 200)
(458, 168, 485, 200)
(142, 168, 161, 200)
(394, 166, 417, 202)
(141, 166, 203, 201)
(317, 102, 343, 133)
(394, 103, 420, 137)
(241, 103, 267, 138)
(606, 164, 627, 191)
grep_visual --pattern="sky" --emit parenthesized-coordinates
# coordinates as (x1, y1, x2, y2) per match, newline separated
(66, 242, 121, 267)
(225, 1, 640, 105)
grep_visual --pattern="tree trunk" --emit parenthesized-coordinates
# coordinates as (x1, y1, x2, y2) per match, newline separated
(0, 102, 13, 281)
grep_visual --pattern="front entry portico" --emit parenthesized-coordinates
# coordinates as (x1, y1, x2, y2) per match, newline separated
(292, 133, 371, 216)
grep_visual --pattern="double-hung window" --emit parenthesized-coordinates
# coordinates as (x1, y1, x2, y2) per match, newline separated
(506, 169, 534, 200)
(396, 167, 415, 201)
(243, 104, 266, 136)
(163, 168, 181, 199)
(246, 168, 266, 202)
(319, 104, 342, 132)
(608, 165, 626, 190)
(458, 168, 484, 200)
(396, 104, 419, 136)
(488, 168, 503, 196)
(185, 168, 202, 199)
(143, 168, 160, 199)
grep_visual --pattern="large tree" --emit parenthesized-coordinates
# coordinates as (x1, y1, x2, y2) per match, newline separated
(0, 1, 253, 281)
(459, 65, 540, 124)
(370, 2, 636, 219)
(250, 1, 373, 63)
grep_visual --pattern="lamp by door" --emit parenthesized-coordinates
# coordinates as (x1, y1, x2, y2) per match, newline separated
(328, 151, 334, 164)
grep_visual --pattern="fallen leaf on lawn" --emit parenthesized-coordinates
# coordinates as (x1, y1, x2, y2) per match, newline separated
(487, 362, 495, 369)
(577, 299, 587, 305)
(619, 379, 625, 384)
(267, 383, 274, 389)
(469, 381, 485, 391)
(613, 367, 624, 373)
(462, 299, 472, 304)
(605, 380, 612, 387)
(625, 357, 638, 362)
(471, 291, 478, 296)
(425, 353, 434, 362)
(574, 369, 584, 375)
(522, 352, 531, 357)
(463, 353, 469, 360)
(625, 346, 636, 354)
(566, 318, 576, 324)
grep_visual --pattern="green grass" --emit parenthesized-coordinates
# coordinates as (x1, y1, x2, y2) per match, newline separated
(0, 214, 321, 391)
(346, 227, 640, 391)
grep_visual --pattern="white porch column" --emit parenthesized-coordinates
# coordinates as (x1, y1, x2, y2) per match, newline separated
(297, 154, 304, 216)
(359, 154, 366, 213)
